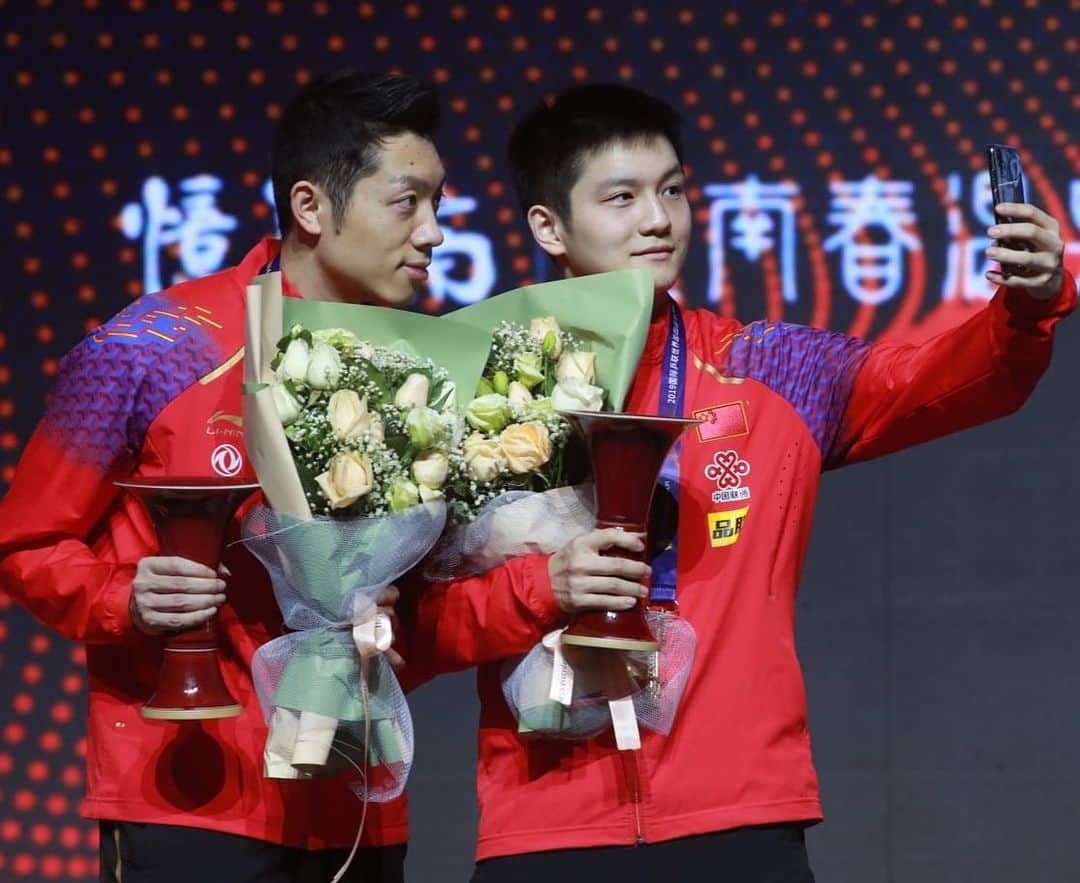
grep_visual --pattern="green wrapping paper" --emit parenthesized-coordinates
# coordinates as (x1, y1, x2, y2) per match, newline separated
(279, 295, 493, 411)
(446, 269, 655, 411)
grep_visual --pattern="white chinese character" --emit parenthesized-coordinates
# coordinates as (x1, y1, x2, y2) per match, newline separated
(120, 175, 238, 293)
(940, 172, 996, 302)
(428, 195, 497, 307)
(824, 176, 922, 306)
(704, 176, 801, 305)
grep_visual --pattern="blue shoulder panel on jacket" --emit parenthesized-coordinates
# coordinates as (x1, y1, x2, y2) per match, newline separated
(724, 321, 871, 457)
(42, 293, 224, 469)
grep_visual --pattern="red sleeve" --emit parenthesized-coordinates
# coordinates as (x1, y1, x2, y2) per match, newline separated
(396, 554, 562, 692)
(0, 329, 159, 644)
(832, 273, 1076, 466)
(0, 425, 139, 645)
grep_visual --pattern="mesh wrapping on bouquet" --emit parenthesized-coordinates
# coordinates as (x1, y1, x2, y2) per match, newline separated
(424, 485, 595, 581)
(501, 610, 697, 739)
(241, 501, 446, 802)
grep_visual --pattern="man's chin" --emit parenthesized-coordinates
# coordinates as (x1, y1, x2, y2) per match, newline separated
(370, 284, 417, 308)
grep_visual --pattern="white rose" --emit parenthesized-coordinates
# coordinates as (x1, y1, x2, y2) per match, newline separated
(412, 450, 449, 489)
(394, 373, 430, 409)
(507, 381, 533, 408)
(552, 378, 604, 412)
(306, 342, 343, 390)
(315, 451, 374, 509)
(462, 432, 505, 482)
(279, 338, 311, 383)
(555, 351, 596, 384)
(418, 484, 444, 503)
(326, 390, 370, 441)
(529, 316, 563, 357)
(271, 382, 303, 426)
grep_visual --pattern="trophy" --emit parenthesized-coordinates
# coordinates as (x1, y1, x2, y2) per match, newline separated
(115, 476, 260, 720)
(557, 410, 698, 652)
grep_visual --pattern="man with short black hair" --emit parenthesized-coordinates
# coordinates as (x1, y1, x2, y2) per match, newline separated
(421, 83, 1073, 883)
(0, 69, 447, 883)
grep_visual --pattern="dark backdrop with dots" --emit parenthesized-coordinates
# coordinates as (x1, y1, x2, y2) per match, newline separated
(1, 2, 1078, 881)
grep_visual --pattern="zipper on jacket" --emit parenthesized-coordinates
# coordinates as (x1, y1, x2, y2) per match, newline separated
(619, 749, 646, 845)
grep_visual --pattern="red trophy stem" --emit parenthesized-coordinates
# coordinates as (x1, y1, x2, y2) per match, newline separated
(115, 477, 260, 721)
(558, 411, 698, 653)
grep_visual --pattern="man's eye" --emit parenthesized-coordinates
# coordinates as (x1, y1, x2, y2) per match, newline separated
(664, 183, 685, 197)
(398, 194, 418, 209)
(607, 192, 633, 203)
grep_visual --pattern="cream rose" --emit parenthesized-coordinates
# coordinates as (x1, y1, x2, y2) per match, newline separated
(327, 390, 370, 441)
(529, 316, 563, 357)
(507, 381, 533, 408)
(418, 484, 444, 503)
(555, 350, 596, 384)
(314, 451, 374, 509)
(412, 450, 449, 489)
(463, 432, 505, 482)
(394, 373, 430, 409)
(499, 421, 553, 474)
(368, 412, 385, 443)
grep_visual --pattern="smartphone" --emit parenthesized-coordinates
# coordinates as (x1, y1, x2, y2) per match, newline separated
(987, 144, 1027, 274)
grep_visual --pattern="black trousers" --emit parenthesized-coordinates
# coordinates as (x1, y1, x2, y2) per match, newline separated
(471, 824, 815, 883)
(99, 821, 406, 883)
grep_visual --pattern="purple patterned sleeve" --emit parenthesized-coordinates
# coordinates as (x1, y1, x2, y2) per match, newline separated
(724, 321, 872, 461)
(41, 293, 223, 471)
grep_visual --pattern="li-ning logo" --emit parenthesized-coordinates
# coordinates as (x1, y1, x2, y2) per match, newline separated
(704, 450, 751, 504)
(210, 443, 243, 477)
(206, 411, 243, 439)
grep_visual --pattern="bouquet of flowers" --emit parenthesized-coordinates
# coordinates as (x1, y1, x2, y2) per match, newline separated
(427, 271, 656, 576)
(430, 271, 697, 751)
(270, 322, 460, 516)
(447, 315, 601, 520)
(241, 271, 489, 801)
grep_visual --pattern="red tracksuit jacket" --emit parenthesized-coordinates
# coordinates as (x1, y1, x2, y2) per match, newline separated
(404, 273, 1075, 861)
(0, 238, 408, 848)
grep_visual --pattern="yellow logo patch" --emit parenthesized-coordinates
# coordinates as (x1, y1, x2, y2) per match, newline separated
(707, 506, 749, 548)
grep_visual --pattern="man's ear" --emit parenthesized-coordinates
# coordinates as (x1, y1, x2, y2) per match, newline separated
(526, 204, 567, 258)
(289, 180, 324, 237)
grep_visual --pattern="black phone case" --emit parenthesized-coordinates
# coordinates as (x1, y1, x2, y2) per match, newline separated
(987, 144, 1026, 222)
(986, 145, 1027, 266)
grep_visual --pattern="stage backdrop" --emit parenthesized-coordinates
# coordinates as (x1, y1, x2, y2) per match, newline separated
(1, 2, 1078, 881)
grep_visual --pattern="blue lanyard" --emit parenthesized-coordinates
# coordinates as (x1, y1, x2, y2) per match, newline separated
(261, 254, 281, 274)
(649, 300, 686, 604)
